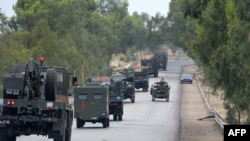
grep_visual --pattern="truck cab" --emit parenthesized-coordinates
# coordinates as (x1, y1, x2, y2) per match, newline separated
(0, 57, 73, 141)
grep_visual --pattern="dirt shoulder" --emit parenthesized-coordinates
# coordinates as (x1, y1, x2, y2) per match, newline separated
(181, 64, 223, 141)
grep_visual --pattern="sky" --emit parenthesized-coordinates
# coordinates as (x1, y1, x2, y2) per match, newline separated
(0, 0, 171, 18)
(127, 0, 171, 16)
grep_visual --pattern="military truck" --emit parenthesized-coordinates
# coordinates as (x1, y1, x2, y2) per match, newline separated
(85, 76, 123, 121)
(133, 65, 149, 92)
(0, 57, 73, 141)
(114, 69, 135, 103)
(141, 57, 159, 77)
(74, 81, 110, 128)
(109, 74, 124, 121)
(153, 51, 168, 71)
(150, 81, 170, 102)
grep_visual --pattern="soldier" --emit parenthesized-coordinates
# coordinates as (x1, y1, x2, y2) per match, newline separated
(160, 78, 166, 83)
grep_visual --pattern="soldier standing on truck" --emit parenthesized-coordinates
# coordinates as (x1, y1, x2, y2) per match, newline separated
(160, 78, 166, 83)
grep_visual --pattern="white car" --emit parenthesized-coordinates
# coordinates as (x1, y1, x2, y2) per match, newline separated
(180, 73, 193, 84)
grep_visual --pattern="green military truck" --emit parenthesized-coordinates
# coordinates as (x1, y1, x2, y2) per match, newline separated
(109, 74, 124, 121)
(0, 57, 73, 141)
(74, 81, 110, 128)
(112, 70, 135, 103)
(86, 76, 124, 121)
(141, 57, 159, 77)
(133, 65, 149, 92)
(153, 51, 168, 71)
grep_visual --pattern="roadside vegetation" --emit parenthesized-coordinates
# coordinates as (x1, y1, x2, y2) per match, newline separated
(1, 0, 249, 124)
(167, 0, 250, 124)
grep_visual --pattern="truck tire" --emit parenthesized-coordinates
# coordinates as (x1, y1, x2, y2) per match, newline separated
(107, 118, 110, 127)
(113, 115, 118, 121)
(45, 68, 57, 101)
(65, 112, 72, 141)
(54, 131, 65, 141)
(154, 72, 158, 77)
(0, 128, 7, 141)
(65, 125, 71, 141)
(118, 115, 122, 121)
(0, 128, 16, 141)
(76, 119, 84, 128)
(131, 98, 135, 103)
(102, 118, 109, 128)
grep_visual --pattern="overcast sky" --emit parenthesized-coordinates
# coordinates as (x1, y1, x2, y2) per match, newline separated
(0, 0, 171, 18)
(127, 0, 171, 16)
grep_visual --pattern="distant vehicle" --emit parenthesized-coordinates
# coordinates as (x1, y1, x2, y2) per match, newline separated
(150, 81, 171, 102)
(113, 69, 135, 103)
(74, 81, 110, 128)
(133, 65, 149, 92)
(141, 57, 158, 77)
(180, 73, 193, 84)
(153, 51, 168, 71)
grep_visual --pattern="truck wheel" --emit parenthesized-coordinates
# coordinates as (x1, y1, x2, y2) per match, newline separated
(118, 115, 122, 121)
(0, 128, 7, 141)
(152, 97, 155, 101)
(102, 118, 109, 128)
(131, 98, 135, 103)
(45, 68, 57, 101)
(107, 118, 110, 127)
(166, 97, 169, 102)
(0, 128, 16, 141)
(113, 115, 117, 121)
(54, 131, 65, 141)
(76, 119, 84, 128)
(154, 72, 158, 77)
(65, 117, 72, 141)
(142, 88, 145, 92)
(163, 65, 166, 71)
(166, 94, 170, 102)
(9, 136, 16, 141)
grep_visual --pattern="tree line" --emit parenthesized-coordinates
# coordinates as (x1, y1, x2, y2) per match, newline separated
(167, 0, 250, 124)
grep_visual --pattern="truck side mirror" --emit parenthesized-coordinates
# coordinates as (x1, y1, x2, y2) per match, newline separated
(72, 76, 77, 86)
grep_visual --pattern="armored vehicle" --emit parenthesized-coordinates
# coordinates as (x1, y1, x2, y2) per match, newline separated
(0, 57, 73, 141)
(86, 77, 123, 121)
(141, 57, 159, 77)
(74, 81, 110, 128)
(113, 69, 135, 103)
(150, 80, 170, 102)
(153, 51, 168, 71)
(108, 74, 124, 121)
(133, 65, 149, 92)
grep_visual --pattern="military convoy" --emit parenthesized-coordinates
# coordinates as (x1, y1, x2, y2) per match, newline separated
(133, 65, 149, 92)
(0, 57, 73, 141)
(74, 81, 110, 128)
(150, 80, 171, 102)
(0, 50, 169, 140)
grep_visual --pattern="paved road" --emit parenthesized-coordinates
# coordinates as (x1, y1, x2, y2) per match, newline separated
(17, 60, 195, 141)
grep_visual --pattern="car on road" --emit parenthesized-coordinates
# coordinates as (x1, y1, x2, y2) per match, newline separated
(180, 73, 193, 84)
